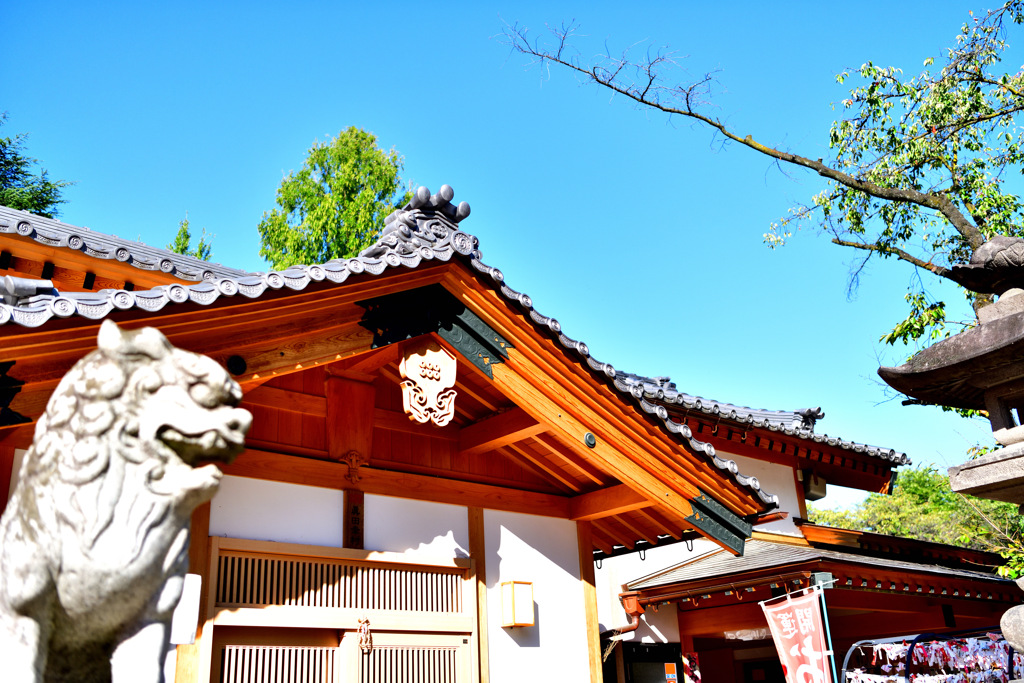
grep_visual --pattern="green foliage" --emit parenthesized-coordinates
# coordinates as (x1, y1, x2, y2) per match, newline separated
(167, 214, 212, 261)
(803, 506, 862, 531)
(0, 113, 72, 218)
(774, 2, 1024, 344)
(880, 292, 948, 346)
(507, 3, 1024, 347)
(258, 127, 411, 270)
(808, 466, 1024, 576)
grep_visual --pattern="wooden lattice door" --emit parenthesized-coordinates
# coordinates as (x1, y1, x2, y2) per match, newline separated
(343, 631, 473, 682)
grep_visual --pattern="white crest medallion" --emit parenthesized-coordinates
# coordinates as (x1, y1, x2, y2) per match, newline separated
(399, 341, 458, 427)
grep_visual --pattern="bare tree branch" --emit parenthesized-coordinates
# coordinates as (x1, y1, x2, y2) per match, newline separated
(503, 22, 989, 254)
(831, 237, 953, 277)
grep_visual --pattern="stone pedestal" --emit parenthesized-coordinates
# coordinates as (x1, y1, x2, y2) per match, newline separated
(949, 446, 1024, 507)
(879, 289, 1024, 663)
(950, 454, 1024, 653)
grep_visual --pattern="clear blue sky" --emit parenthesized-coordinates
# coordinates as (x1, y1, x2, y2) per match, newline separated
(4, 2, 1003, 507)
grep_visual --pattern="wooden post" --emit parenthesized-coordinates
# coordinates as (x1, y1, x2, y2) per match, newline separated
(468, 507, 489, 683)
(324, 368, 376, 472)
(577, 520, 602, 683)
(174, 502, 211, 683)
(196, 536, 222, 683)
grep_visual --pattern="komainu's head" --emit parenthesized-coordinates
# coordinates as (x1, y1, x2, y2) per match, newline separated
(29, 321, 252, 546)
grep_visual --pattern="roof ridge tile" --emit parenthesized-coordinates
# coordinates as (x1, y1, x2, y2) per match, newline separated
(1, 184, 861, 509)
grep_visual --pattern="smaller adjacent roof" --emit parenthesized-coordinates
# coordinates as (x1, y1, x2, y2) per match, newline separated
(627, 538, 1005, 592)
(617, 372, 910, 466)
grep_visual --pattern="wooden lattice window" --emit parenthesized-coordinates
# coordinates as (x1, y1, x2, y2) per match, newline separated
(199, 538, 478, 683)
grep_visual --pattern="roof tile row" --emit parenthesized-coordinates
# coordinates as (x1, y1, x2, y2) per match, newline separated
(0, 206, 250, 282)
(616, 373, 909, 465)
(0, 186, 907, 502)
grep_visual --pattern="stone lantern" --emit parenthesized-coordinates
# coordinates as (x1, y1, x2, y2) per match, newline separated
(878, 236, 1024, 655)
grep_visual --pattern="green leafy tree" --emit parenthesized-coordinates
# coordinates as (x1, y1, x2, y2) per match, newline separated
(167, 213, 212, 261)
(258, 127, 411, 270)
(0, 113, 72, 218)
(808, 466, 1024, 576)
(504, 3, 1024, 346)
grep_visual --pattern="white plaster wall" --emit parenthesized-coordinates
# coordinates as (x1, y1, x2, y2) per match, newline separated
(484, 510, 590, 683)
(630, 601, 679, 643)
(363, 494, 469, 560)
(729, 452, 802, 535)
(595, 538, 716, 639)
(209, 475, 345, 547)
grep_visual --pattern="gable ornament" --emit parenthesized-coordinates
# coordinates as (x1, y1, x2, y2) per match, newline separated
(399, 341, 457, 427)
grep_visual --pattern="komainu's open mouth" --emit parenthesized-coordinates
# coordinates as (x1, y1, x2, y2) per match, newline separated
(158, 421, 247, 466)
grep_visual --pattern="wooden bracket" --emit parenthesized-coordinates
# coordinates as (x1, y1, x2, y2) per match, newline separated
(684, 490, 753, 555)
(358, 284, 511, 378)
(343, 450, 364, 483)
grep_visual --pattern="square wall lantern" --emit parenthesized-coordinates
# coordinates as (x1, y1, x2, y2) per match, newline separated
(500, 581, 534, 628)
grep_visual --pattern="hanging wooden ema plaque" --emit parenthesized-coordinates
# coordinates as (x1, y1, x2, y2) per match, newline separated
(400, 340, 457, 426)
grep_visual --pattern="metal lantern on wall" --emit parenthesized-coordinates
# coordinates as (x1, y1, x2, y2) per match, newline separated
(500, 581, 534, 628)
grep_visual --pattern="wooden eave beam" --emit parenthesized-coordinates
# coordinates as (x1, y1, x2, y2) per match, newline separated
(570, 484, 651, 521)
(356, 455, 564, 496)
(1, 310, 374, 426)
(457, 407, 545, 457)
(224, 447, 570, 517)
(825, 585, 1013, 613)
(588, 525, 616, 555)
(0, 264, 452, 427)
(440, 265, 766, 520)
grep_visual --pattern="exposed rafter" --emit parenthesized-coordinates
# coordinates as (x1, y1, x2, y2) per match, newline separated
(458, 408, 545, 457)
(569, 484, 650, 521)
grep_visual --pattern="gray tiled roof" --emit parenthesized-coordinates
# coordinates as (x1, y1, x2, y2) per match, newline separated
(617, 373, 910, 466)
(0, 205, 251, 282)
(626, 539, 1006, 591)
(0, 187, 780, 508)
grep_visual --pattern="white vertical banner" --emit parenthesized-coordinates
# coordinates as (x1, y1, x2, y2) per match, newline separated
(761, 586, 834, 683)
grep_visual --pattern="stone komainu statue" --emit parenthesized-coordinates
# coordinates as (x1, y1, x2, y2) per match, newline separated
(0, 321, 251, 682)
